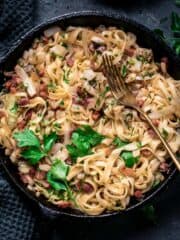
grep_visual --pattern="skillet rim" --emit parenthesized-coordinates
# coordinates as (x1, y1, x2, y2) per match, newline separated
(0, 10, 178, 219)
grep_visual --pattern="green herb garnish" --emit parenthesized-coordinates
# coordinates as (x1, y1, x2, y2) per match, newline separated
(136, 55, 146, 62)
(63, 69, 70, 84)
(141, 205, 157, 224)
(121, 65, 127, 77)
(175, 0, 180, 7)
(10, 102, 18, 114)
(66, 125, 104, 162)
(46, 159, 74, 201)
(162, 128, 168, 140)
(13, 129, 57, 165)
(171, 12, 180, 33)
(113, 137, 129, 148)
(100, 86, 110, 97)
(120, 151, 139, 168)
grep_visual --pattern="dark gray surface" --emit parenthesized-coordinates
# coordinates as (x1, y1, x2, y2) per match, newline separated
(0, 1, 179, 240)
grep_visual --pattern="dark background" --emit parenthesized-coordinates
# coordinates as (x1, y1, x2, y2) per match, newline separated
(0, 0, 179, 240)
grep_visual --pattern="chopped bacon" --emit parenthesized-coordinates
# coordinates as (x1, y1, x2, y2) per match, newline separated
(29, 167, 36, 177)
(148, 128, 156, 138)
(35, 171, 46, 180)
(0, 110, 6, 118)
(92, 111, 101, 121)
(20, 174, 33, 185)
(66, 57, 74, 67)
(10, 87, 17, 93)
(38, 70, 45, 77)
(18, 97, 29, 106)
(65, 157, 73, 165)
(57, 201, 71, 208)
(25, 110, 33, 121)
(124, 47, 136, 57)
(161, 57, 168, 66)
(17, 120, 27, 130)
(134, 190, 144, 199)
(137, 99, 144, 107)
(141, 149, 152, 157)
(40, 180, 50, 189)
(160, 162, 170, 173)
(152, 119, 160, 127)
(81, 182, 94, 193)
(120, 167, 136, 177)
(39, 90, 48, 98)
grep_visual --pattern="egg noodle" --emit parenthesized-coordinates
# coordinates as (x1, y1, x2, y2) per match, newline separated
(0, 26, 179, 215)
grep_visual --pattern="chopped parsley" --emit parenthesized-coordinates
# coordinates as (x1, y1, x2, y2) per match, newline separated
(13, 129, 57, 165)
(175, 0, 180, 7)
(120, 151, 139, 168)
(141, 205, 157, 224)
(66, 125, 104, 162)
(59, 100, 64, 106)
(63, 69, 70, 84)
(10, 102, 18, 114)
(162, 128, 169, 140)
(121, 65, 127, 77)
(113, 137, 129, 148)
(100, 86, 110, 97)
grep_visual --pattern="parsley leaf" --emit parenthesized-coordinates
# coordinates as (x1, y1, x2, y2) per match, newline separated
(13, 129, 40, 148)
(13, 130, 58, 165)
(100, 86, 110, 97)
(43, 132, 57, 153)
(175, 0, 180, 7)
(162, 128, 168, 140)
(63, 69, 70, 84)
(46, 159, 74, 201)
(121, 65, 127, 77)
(172, 38, 180, 55)
(141, 205, 157, 224)
(66, 125, 104, 162)
(10, 102, 18, 114)
(120, 151, 139, 168)
(113, 137, 129, 148)
(171, 12, 180, 33)
(21, 147, 46, 165)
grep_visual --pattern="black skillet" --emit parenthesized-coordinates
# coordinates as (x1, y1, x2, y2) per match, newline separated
(0, 10, 179, 237)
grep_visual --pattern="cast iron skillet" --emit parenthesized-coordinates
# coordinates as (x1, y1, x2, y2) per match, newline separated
(0, 11, 179, 224)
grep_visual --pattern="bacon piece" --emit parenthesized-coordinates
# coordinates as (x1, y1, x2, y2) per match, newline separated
(0, 110, 6, 118)
(124, 47, 136, 57)
(66, 57, 74, 67)
(17, 120, 27, 130)
(148, 128, 156, 138)
(81, 182, 94, 193)
(152, 119, 160, 127)
(57, 201, 71, 208)
(136, 99, 144, 107)
(92, 111, 101, 121)
(160, 162, 170, 173)
(120, 167, 136, 177)
(35, 171, 46, 180)
(20, 174, 33, 185)
(18, 97, 29, 106)
(161, 57, 168, 66)
(134, 190, 144, 199)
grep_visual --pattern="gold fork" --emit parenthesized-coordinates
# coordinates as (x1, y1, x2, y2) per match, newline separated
(102, 54, 180, 171)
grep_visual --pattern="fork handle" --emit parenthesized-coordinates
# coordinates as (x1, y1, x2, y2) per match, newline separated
(134, 106, 180, 171)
